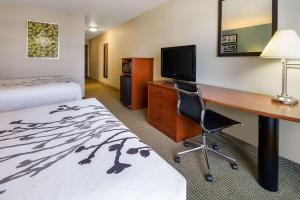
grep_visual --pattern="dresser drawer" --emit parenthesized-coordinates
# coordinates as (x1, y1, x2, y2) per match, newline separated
(149, 117, 176, 141)
(149, 95, 177, 114)
(149, 84, 177, 101)
(149, 107, 176, 133)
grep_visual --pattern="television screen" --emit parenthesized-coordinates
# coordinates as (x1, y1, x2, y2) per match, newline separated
(161, 45, 196, 82)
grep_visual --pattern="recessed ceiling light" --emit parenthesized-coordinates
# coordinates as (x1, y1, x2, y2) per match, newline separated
(88, 27, 99, 32)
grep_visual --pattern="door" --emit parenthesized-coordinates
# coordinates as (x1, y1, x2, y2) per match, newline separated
(85, 45, 88, 78)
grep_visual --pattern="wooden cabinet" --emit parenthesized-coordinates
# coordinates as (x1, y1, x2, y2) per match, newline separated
(148, 81, 202, 142)
(121, 58, 153, 110)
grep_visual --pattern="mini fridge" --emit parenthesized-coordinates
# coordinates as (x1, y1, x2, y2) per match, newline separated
(120, 75, 131, 108)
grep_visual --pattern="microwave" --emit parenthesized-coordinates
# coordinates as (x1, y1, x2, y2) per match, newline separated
(122, 62, 132, 74)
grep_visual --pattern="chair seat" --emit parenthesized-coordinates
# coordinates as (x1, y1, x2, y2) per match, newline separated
(203, 109, 242, 132)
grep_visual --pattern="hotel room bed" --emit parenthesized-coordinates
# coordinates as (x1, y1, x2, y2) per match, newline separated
(0, 76, 82, 113)
(0, 98, 186, 200)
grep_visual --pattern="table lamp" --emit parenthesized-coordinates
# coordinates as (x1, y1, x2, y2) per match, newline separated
(260, 30, 300, 106)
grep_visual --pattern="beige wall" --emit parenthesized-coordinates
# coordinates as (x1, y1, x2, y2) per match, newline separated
(89, 0, 300, 164)
(0, 3, 85, 94)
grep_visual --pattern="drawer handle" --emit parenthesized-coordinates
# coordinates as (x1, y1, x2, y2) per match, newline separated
(157, 91, 163, 95)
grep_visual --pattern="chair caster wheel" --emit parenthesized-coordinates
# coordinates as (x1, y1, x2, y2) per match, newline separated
(231, 163, 238, 170)
(212, 143, 219, 151)
(206, 174, 213, 182)
(183, 141, 190, 147)
(175, 156, 181, 164)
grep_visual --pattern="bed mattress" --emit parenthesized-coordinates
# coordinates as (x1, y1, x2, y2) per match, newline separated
(0, 98, 186, 200)
(0, 76, 82, 112)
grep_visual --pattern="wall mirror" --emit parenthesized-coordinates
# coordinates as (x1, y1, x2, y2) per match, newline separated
(103, 43, 108, 78)
(218, 0, 278, 57)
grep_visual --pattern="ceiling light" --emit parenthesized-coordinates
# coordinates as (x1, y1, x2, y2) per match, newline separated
(88, 27, 99, 32)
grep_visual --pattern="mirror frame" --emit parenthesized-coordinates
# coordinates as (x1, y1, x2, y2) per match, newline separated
(103, 43, 108, 78)
(217, 0, 278, 57)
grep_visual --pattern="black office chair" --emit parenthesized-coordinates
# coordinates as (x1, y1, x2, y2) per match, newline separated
(173, 80, 242, 182)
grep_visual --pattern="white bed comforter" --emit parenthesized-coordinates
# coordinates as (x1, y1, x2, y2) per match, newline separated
(0, 76, 82, 113)
(0, 98, 186, 200)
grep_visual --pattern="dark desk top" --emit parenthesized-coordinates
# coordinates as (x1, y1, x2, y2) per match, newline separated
(148, 81, 300, 123)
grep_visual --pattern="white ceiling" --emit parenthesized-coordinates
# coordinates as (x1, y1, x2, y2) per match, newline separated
(222, 0, 272, 30)
(0, 0, 169, 39)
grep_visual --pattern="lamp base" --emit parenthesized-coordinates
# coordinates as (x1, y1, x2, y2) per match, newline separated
(272, 95, 298, 106)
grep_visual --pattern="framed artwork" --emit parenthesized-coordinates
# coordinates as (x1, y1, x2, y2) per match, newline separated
(222, 44, 237, 53)
(27, 21, 59, 59)
(221, 34, 237, 43)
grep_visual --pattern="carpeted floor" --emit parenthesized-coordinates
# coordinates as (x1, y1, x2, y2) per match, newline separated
(85, 79, 300, 200)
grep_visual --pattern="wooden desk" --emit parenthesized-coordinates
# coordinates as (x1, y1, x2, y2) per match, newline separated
(148, 81, 300, 192)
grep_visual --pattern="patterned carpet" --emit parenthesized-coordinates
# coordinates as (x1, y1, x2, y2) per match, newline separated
(85, 79, 300, 200)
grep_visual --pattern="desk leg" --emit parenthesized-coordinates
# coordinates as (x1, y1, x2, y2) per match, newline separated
(258, 115, 279, 192)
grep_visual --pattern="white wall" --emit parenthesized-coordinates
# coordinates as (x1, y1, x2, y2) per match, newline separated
(89, 0, 300, 164)
(223, 0, 272, 30)
(0, 3, 85, 93)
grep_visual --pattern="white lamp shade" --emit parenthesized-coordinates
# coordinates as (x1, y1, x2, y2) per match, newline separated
(260, 30, 300, 59)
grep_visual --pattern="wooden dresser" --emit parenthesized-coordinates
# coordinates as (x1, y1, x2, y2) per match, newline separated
(148, 81, 202, 142)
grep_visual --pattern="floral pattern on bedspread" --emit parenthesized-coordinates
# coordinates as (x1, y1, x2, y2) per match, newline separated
(0, 76, 73, 87)
(0, 101, 151, 195)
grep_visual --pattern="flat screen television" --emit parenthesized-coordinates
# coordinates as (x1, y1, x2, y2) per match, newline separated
(161, 45, 196, 82)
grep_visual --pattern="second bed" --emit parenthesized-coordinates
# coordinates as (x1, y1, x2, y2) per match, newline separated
(0, 76, 82, 112)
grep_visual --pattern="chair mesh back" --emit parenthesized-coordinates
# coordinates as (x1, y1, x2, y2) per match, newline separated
(175, 81, 203, 123)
